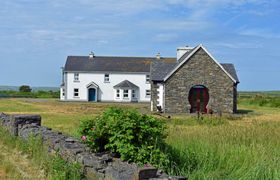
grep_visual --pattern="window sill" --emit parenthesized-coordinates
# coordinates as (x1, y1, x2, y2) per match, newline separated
(74, 80, 80, 83)
(104, 81, 110, 83)
(73, 96, 80, 98)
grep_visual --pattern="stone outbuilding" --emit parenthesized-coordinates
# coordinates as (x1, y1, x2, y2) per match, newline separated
(150, 44, 240, 114)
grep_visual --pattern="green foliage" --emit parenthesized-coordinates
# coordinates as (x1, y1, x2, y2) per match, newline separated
(0, 90, 60, 98)
(239, 93, 280, 108)
(19, 85, 32, 92)
(79, 107, 168, 166)
(164, 121, 280, 179)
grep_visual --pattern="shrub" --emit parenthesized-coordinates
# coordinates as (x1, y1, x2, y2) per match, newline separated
(19, 85, 32, 92)
(79, 107, 168, 166)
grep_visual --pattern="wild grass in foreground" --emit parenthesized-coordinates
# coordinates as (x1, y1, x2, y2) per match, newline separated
(164, 117, 280, 179)
(0, 126, 83, 179)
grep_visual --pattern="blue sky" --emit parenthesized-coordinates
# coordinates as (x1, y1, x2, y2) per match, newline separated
(0, 0, 279, 90)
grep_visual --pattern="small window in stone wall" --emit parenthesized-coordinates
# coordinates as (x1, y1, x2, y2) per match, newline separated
(74, 88, 79, 97)
(62, 89, 65, 96)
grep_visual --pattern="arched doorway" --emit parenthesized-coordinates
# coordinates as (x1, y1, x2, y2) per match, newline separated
(87, 81, 99, 102)
(188, 85, 209, 113)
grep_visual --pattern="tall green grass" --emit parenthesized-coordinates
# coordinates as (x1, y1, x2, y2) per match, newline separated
(164, 120, 280, 179)
(239, 92, 280, 108)
(0, 99, 42, 112)
(0, 126, 83, 179)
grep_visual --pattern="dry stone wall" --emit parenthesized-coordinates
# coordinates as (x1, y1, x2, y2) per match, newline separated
(0, 113, 186, 180)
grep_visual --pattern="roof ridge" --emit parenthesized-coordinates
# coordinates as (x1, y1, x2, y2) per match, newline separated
(67, 55, 176, 59)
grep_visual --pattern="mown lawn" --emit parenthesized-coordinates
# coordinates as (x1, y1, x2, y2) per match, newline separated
(0, 94, 279, 179)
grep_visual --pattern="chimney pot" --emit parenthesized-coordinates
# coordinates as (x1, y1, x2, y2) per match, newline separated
(177, 46, 193, 61)
(156, 52, 161, 59)
(89, 51, 94, 58)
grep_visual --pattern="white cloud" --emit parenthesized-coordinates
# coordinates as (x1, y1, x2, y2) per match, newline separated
(239, 28, 280, 39)
(214, 42, 263, 49)
(153, 33, 179, 42)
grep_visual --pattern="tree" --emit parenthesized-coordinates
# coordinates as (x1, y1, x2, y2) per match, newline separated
(19, 85, 32, 92)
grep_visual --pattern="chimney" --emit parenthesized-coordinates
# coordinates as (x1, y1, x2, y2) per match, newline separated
(177, 46, 193, 61)
(89, 51, 95, 59)
(156, 52, 161, 59)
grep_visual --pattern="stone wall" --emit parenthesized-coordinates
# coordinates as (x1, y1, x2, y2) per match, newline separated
(0, 113, 186, 180)
(164, 47, 236, 114)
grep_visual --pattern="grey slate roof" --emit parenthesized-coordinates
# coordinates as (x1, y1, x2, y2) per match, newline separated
(151, 61, 239, 83)
(64, 56, 174, 73)
(151, 60, 177, 81)
(113, 80, 139, 89)
(221, 63, 240, 83)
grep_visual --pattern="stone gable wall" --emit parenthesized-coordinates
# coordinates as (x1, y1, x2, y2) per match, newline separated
(164, 48, 236, 113)
(0, 113, 186, 180)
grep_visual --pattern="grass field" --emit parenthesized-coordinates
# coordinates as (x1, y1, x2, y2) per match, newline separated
(0, 92, 279, 179)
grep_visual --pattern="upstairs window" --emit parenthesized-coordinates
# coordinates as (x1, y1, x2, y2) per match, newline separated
(146, 74, 150, 83)
(104, 74, 110, 82)
(74, 73, 79, 81)
(74, 88, 79, 97)
(116, 89, 120, 98)
(146, 89, 151, 97)
(123, 89, 129, 98)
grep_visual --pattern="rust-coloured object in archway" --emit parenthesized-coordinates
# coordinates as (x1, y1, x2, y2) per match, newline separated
(188, 85, 209, 113)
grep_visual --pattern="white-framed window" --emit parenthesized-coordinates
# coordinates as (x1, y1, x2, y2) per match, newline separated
(62, 89, 65, 96)
(146, 74, 150, 83)
(123, 89, 129, 98)
(104, 74, 110, 82)
(74, 73, 79, 81)
(74, 88, 79, 97)
(116, 89, 120, 98)
(132, 90, 136, 98)
(146, 89, 151, 97)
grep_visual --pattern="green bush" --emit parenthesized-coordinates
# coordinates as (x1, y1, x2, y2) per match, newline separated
(79, 107, 168, 166)
(19, 85, 32, 92)
(0, 90, 60, 98)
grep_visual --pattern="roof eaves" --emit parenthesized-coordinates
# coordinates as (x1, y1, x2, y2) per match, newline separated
(201, 46, 237, 83)
(63, 70, 149, 74)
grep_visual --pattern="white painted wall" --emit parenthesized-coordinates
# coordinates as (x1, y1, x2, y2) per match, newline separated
(62, 72, 151, 102)
(157, 83, 164, 108)
(60, 87, 65, 100)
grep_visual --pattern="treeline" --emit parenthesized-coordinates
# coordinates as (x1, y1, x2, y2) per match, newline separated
(0, 90, 60, 98)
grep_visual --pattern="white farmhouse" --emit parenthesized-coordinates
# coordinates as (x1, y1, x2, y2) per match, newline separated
(60, 52, 174, 102)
